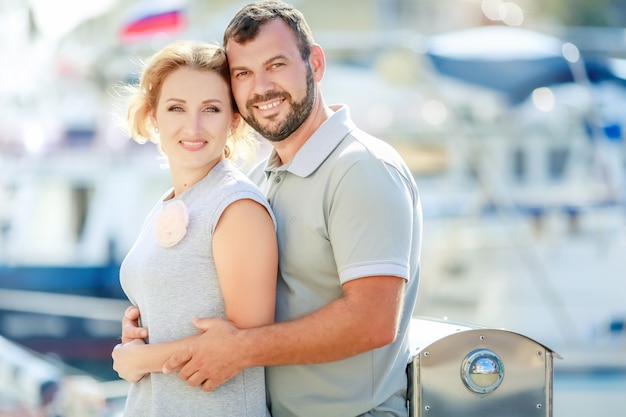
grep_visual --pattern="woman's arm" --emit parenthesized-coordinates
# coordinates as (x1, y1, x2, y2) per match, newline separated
(113, 197, 277, 383)
(213, 198, 278, 328)
(112, 334, 200, 382)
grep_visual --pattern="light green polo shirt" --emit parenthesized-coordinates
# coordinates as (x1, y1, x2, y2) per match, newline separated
(250, 105, 422, 417)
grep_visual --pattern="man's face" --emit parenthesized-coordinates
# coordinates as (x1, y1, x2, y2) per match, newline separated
(226, 19, 314, 142)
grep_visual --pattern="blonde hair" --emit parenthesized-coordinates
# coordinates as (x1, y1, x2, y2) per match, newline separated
(123, 40, 257, 163)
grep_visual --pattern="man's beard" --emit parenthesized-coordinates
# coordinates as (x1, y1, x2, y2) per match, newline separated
(244, 65, 315, 143)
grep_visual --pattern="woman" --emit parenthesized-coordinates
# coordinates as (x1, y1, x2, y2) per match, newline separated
(112, 40, 277, 417)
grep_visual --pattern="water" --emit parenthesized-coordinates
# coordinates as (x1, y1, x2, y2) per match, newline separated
(554, 370, 626, 417)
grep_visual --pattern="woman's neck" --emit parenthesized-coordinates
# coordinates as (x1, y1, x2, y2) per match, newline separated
(169, 157, 224, 198)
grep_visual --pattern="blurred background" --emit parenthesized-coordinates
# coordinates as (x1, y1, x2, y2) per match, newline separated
(1, 0, 625, 415)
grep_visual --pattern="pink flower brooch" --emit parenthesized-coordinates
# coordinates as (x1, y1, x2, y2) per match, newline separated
(154, 200, 189, 247)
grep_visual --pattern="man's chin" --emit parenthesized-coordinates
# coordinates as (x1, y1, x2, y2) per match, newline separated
(246, 121, 287, 142)
(258, 129, 289, 142)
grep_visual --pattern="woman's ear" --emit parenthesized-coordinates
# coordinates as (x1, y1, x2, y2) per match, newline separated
(230, 113, 241, 134)
(150, 112, 158, 133)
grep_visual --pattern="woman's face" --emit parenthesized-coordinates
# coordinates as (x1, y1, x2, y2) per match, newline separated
(153, 67, 237, 175)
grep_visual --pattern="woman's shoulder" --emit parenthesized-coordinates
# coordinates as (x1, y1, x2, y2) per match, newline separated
(219, 161, 264, 195)
(186, 161, 267, 210)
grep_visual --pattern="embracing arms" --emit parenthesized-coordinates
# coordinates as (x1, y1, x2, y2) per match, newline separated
(161, 275, 405, 390)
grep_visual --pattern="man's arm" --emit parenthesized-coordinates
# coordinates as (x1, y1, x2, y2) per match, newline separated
(164, 275, 405, 391)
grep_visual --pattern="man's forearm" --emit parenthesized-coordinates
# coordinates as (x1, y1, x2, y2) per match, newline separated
(239, 276, 404, 367)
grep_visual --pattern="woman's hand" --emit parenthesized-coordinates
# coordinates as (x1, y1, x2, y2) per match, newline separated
(121, 305, 148, 343)
(112, 339, 148, 383)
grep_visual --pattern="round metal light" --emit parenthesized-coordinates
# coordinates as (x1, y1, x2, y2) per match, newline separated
(461, 349, 504, 394)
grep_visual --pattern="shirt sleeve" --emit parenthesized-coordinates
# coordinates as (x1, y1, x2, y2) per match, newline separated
(328, 156, 416, 284)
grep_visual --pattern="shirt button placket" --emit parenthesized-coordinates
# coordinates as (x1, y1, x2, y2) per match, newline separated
(266, 172, 282, 204)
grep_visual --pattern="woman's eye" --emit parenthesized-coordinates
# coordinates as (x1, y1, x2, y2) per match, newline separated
(203, 106, 219, 113)
(168, 106, 183, 112)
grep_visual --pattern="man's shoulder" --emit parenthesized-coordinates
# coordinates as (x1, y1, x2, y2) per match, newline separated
(339, 128, 407, 168)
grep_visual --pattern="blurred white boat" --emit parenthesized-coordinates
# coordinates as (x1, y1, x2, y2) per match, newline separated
(413, 26, 626, 373)
(0, 148, 168, 363)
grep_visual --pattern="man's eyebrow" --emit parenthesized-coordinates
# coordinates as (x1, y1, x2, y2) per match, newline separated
(263, 54, 289, 65)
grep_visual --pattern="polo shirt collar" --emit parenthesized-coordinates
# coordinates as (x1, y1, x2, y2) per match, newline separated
(263, 104, 356, 178)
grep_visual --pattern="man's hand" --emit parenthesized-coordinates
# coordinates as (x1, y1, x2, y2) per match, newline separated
(162, 318, 244, 391)
(121, 305, 148, 343)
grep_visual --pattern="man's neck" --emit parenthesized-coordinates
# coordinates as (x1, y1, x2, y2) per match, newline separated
(273, 98, 333, 165)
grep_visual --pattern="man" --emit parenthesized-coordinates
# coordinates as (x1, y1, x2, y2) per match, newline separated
(122, 1, 422, 416)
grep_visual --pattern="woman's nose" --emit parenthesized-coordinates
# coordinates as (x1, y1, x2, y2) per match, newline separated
(183, 113, 202, 134)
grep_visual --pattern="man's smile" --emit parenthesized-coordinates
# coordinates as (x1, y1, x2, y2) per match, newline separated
(256, 99, 284, 111)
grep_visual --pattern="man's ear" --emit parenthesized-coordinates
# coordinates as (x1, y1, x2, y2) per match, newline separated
(309, 44, 325, 82)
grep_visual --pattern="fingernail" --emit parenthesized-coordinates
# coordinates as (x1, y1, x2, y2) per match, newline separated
(162, 366, 169, 374)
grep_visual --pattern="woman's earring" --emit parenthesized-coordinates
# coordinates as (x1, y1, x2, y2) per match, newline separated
(155, 127, 159, 134)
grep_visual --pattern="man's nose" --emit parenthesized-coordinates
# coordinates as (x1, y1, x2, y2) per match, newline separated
(252, 71, 275, 97)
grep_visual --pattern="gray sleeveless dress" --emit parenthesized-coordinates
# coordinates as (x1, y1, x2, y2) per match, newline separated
(120, 159, 273, 417)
